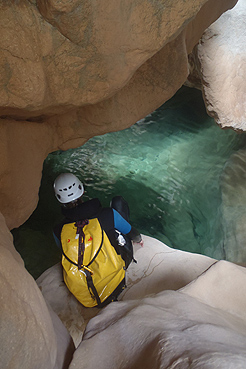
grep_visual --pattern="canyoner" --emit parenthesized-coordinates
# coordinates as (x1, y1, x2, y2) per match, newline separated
(53, 173, 143, 307)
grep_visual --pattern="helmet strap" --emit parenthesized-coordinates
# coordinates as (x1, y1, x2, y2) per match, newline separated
(62, 195, 83, 209)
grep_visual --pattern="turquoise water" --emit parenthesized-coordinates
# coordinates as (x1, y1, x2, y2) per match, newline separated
(12, 86, 246, 278)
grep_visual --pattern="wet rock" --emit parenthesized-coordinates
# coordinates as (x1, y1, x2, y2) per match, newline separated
(220, 149, 246, 264)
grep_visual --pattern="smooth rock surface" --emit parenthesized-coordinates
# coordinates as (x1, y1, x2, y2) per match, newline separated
(69, 260, 246, 369)
(37, 235, 216, 347)
(37, 262, 100, 349)
(189, 0, 246, 130)
(182, 260, 246, 321)
(0, 212, 74, 369)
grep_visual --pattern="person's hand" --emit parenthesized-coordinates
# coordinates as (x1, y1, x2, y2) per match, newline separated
(134, 239, 144, 247)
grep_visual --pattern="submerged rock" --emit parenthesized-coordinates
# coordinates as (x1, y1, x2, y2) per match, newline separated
(220, 149, 246, 264)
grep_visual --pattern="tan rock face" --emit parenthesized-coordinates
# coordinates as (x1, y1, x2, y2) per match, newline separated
(1, 0, 208, 115)
(69, 260, 246, 369)
(0, 2, 242, 368)
(0, 2, 240, 368)
(0, 0, 236, 229)
(188, 0, 246, 131)
(0, 212, 74, 369)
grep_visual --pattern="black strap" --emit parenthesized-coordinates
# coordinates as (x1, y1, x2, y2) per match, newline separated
(87, 227, 104, 267)
(75, 220, 89, 269)
(84, 268, 102, 307)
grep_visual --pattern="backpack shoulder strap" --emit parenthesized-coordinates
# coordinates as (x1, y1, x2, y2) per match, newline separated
(86, 227, 104, 267)
(83, 267, 102, 307)
(75, 219, 89, 269)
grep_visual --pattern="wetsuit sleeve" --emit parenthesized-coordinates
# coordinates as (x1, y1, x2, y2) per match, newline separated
(113, 209, 131, 234)
(53, 231, 62, 249)
(113, 209, 142, 242)
(53, 223, 63, 249)
(127, 226, 142, 243)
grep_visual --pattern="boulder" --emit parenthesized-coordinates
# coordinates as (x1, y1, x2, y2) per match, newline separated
(188, 0, 246, 130)
(69, 260, 246, 369)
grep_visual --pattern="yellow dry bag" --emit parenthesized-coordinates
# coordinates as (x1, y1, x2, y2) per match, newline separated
(61, 218, 126, 307)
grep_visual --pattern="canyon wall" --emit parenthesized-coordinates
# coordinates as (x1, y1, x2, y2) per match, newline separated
(0, 0, 237, 230)
(188, 0, 246, 131)
(0, 1, 240, 369)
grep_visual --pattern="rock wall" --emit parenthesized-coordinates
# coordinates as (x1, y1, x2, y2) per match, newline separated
(0, 1, 240, 368)
(0, 0, 237, 229)
(220, 149, 246, 263)
(188, 0, 246, 131)
(0, 212, 74, 369)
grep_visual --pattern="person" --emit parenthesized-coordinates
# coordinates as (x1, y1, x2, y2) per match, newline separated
(53, 172, 143, 307)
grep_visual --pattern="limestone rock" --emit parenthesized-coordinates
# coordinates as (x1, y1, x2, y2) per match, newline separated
(0, 0, 237, 229)
(0, 0, 227, 116)
(37, 262, 101, 348)
(37, 235, 215, 347)
(0, 118, 56, 229)
(188, 0, 246, 130)
(0, 212, 74, 369)
(181, 260, 246, 321)
(69, 260, 246, 369)
(0, 1, 242, 367)
(219, 149, 246, 264)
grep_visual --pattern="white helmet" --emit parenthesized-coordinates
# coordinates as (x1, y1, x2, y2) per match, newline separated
(54, 173, 84, 204)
